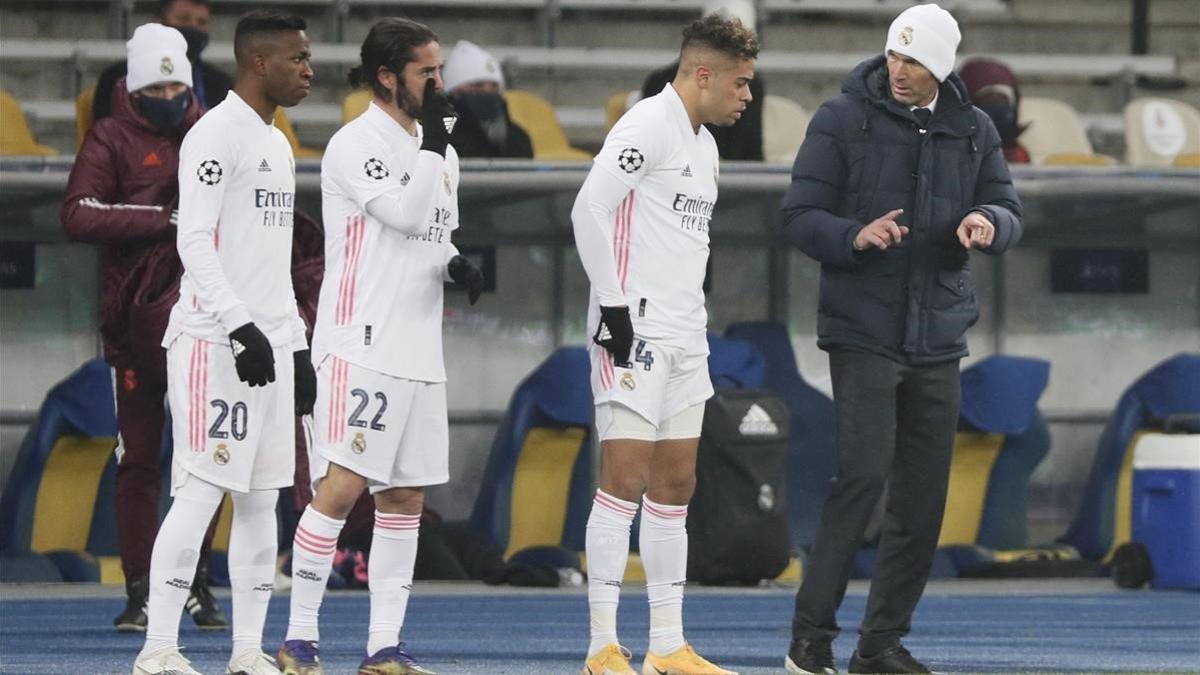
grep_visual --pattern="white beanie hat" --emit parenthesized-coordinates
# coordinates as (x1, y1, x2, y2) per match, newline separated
(884, 4, 961, 82)
(442, 40, 505, 94)
(126, 23, 192, 92)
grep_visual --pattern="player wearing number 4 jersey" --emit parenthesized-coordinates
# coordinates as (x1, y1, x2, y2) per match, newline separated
(277, 18, 482, 675)
(573, 12, 757, 675)
(133, 10, 315, 675)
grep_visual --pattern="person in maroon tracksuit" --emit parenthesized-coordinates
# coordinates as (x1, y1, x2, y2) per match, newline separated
(61, 23, 227, 633)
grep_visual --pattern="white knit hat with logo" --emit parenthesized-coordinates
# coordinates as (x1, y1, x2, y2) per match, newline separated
(126, 23, 192, 92)
(442, 40, 505, 94)
(884, 4, 961, 82)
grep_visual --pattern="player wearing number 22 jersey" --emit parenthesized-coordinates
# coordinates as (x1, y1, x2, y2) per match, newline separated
(277, 17, 484, 675)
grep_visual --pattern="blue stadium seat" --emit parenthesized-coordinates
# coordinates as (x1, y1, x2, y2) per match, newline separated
(470, 347, 594, 558)
(1061, 353, 1200, 561)
(0, 359, 118, 581)
(723, 321, 836, 550)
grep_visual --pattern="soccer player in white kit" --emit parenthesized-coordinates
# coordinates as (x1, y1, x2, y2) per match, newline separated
(276, 18, 482, 675)
(573, 14, 757, 675)
(131, 11, 315, 675)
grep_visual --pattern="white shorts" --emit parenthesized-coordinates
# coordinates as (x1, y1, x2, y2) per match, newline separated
(595, 401, 706, 442)
(590, 333, 714, 431)
(310, 356, 449, 493)
(166, 334, 295, 494)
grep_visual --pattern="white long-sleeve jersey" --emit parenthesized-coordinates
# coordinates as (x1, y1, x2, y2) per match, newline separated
(572, 83, 719, 342)
(164, 92, 308, 352)
(312, 101, 460, 382)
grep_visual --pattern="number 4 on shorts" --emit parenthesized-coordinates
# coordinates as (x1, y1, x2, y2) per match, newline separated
(635, 341, 654, 371)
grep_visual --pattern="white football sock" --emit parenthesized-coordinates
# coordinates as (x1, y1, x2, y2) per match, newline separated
(139, 476, 223, 659)
(585, 489, 638, 657)
(366, 510, 420, 656)
(640, 496, 688, 655)
(285, 505, 345, 642)
(227, 488, 279, 660)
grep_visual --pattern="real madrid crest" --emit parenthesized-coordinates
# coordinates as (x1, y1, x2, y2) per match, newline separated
(160, 56, 174, 76)
(620, 372, 636, 391)
(214, 443, 230, 466)
(898, 26, 914, 46)
(352, 432, 367, 455)
(442, 172, 452, 196)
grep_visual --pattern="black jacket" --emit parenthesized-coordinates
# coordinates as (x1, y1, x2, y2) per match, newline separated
(642, 61, 764, 161)
(449, 103, 534, 159)
(781, 55, 1022, 365)
(93, 59, 232, 120)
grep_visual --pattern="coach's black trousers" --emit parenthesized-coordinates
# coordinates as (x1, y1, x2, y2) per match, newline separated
(791, 348, 960, 656)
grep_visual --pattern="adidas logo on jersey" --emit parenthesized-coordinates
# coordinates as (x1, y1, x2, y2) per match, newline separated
(738, 404, 778, 436)
(258, 158, 271, 172)
(681, 163, 693, 177)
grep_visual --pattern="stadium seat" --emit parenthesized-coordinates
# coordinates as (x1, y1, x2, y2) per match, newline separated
(1123, 97, 1200, 167)
(723, 321, 836, 550)
(274, 107, 321, 158)
(939, 356, 1051, 551)
(1061, 353, 1200, 561)
(1174, 153, 1200, 168)
(75, 86, 94, 150)
(0, 90, 58, 156)
(761, 95, 809, 163)
(469, 347, 594, 560)
(604, 90, 634, 131)
(504, 90, 591, 161)
(342, 89, 371, 125)
(1018, 96, 1116, 166)
(0, 360, 117, 581)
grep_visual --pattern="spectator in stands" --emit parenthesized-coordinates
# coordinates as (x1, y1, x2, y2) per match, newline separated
(960, 57, 1031, 163)
(443, 40, 533, 158)
(780, 5, 1022, 674)
(639, 0, 764, 160)
(94, 0, 232, 120)
(61, 22, 227, 634)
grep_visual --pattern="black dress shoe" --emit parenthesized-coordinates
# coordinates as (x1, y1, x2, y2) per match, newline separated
(848, 645, 931, 674)
(785, 636, 837, 674)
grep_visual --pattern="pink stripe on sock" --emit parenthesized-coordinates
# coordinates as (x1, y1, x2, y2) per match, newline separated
(641, 499, 688, 519)
(594, 491, 637, 518)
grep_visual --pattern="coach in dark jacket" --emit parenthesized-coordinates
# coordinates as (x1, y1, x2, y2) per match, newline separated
(780, 5, 1021, 674)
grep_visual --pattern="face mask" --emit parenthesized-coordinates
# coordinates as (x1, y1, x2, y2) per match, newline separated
(174, 26, 209, 61)
(979, 102, 1018, 146)
(452, 91, 508, 144)
(136, 90, 190, 133)
(453, 91, 505, 124)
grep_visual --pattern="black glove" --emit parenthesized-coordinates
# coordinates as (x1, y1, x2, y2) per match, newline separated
(447, 255, 483, 305)
(419, 77, 458, 157)
(229, 322, 275, 387)
(593, 305, 633, 365)
(293, 349, 316, 416)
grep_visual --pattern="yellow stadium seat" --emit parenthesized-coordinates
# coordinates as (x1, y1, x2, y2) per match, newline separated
(76, 86, 95, 151)
(938, 432, 1006, 546)
(504, 89, 591, 161)
(343, 89, 372, 125)
(605, 90, 634, 131)
(0, 90, 58, 156)
(1174, 153, 1200, 169)
(273, 107, 321, 158)
(1018, 97, 1116, 166)
(1124, 97, 1200, 167)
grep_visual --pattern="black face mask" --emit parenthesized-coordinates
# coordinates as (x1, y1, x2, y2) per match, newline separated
(174, 26, 209, 61)
(136, 90, 190, 133)
(453, 91, 505, 124)
(980, 102, 1019, 146)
